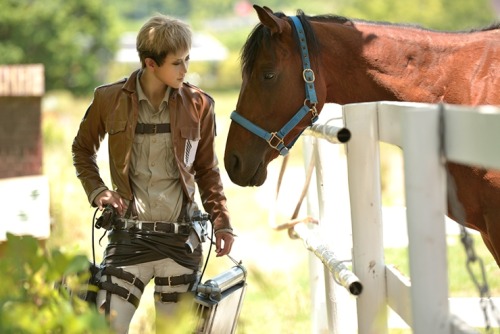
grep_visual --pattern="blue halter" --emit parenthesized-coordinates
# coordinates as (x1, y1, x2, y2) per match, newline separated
(230, 16, 319, 156)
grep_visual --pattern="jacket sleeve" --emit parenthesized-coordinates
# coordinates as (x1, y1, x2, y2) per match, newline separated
(193, 96, 232, 232)
(71, 88, 108, 206)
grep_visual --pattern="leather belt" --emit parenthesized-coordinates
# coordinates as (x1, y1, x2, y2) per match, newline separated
(114, 218, 191, 235)
(135, 123, 171, 134)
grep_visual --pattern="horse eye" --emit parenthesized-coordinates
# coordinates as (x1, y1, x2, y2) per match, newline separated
(264, 72, 275, 80)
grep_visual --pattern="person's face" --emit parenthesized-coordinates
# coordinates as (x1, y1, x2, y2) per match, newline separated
(150, 49, 190, 89)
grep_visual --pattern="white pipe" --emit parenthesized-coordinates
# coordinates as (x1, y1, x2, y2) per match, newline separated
(294, 222, 363, 296)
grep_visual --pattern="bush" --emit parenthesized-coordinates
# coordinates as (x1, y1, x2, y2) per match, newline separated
(0, 234, 110, 333)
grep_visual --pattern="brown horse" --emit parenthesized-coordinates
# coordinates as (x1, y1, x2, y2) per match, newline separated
(224, 5, 500, 265)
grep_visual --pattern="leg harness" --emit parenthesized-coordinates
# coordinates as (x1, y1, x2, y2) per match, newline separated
(154, 273, 198, 303)
(99, 266, 145, 308)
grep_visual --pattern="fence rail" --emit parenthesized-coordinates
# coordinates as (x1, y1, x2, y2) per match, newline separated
(300, 101, 500, 333)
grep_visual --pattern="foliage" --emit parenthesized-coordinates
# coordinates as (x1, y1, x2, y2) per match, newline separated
(1, 0, 495, 94)
(108, 0, 244, 22)
(109, 0, 191, 21)
(0, 233, 110, 333)
(337, 0, 496, 30)
(0, 0, 120, 95)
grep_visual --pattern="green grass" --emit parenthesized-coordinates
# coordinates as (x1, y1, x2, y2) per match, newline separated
(42, 89, 500, 333)
(385, 234, 500, 297)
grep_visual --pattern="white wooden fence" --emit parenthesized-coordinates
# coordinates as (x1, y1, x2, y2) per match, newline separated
(299, 101, 500, 334)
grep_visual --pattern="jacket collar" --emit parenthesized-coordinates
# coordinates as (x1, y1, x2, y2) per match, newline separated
(122, 69, 179, 100)
(122, 69, 140, 94)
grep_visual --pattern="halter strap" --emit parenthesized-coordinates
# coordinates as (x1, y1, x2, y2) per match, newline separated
(230, 15, 319, 156)
(291, 16, 318, 106)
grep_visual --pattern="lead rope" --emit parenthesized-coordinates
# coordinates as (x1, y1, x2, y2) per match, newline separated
(272, 151, 318, 238)
(439, 103, 500, 332)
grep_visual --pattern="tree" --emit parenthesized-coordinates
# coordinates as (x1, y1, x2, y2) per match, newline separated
(0, 0, 120, 95)
(336, 0, 496, 31)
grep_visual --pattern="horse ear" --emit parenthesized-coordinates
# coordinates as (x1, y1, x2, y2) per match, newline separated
(253, 4, 288, 35)
(262, 6, 273, 14)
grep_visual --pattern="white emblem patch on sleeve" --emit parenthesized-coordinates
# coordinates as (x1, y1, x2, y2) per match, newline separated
(184, 139, 199, 167)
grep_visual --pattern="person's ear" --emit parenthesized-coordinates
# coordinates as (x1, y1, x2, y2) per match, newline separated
(145, 58, 156, 69)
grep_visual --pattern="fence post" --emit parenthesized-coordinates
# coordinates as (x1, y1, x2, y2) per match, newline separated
(344, 103, 388, 334)
(303, 104, 357, 333)
(401, 105, 450, 333)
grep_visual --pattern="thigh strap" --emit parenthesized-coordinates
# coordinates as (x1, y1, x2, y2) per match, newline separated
(154, 291, 194, 303)
(102, 266, 145, 292)
(154, 273, 198, 287)
(100, 281, 141, 308)
(100, 265, 145, 309)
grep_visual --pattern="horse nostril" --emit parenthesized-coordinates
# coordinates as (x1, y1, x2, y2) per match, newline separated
(231, 153, 240, 172)
(225, 152, 241, 176)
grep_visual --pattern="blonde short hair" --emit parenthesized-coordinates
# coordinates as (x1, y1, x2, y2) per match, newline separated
(136, 14, 192, 68)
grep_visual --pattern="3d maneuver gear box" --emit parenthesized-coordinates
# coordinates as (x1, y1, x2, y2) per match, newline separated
(194, 265, 247, 334)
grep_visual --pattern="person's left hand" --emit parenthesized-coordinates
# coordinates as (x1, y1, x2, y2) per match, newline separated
(215, 231, 234, 257)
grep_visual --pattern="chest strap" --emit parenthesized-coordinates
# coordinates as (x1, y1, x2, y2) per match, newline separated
(135, 123, 170, 134)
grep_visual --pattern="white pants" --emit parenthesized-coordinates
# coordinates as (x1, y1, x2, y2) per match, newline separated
(96, 258, 196, 334)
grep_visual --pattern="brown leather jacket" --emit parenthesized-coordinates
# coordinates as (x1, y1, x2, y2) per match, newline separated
(72, 69, 231, 231)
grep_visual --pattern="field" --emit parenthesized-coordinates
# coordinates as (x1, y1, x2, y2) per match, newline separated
(42, 89, 500, 333)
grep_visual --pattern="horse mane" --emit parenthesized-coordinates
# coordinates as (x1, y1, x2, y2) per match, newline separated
(347, 18, 500, 33)
(241, 9, 499, 76)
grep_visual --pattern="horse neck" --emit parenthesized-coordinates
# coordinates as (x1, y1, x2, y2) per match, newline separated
(316, 20, 498, 105)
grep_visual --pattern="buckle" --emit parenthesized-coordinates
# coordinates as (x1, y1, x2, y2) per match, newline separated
(267, 132, 285, 150)
(153, 221, 161, 232)
(120, 288, 131, 302)
(302, 68, 315, 83)
(125, 219, 136, 229)
(152, 124, 157, 134)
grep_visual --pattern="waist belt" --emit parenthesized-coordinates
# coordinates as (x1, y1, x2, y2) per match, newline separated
(114, 218, 191, 235)
(135, 123, 170, 134)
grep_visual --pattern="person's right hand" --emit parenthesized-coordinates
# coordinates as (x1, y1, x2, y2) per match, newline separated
(94, 190, 127, 217)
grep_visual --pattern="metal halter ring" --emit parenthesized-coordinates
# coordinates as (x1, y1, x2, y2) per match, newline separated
(267, 132, 285, 150)
(302, 68, 315, 83)
(304, 99, 318, 120)
(310, 105, 318, 120)
(304, 98, 318, 110)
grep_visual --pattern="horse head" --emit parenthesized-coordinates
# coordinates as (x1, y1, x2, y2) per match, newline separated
(224, 5, 326, 186)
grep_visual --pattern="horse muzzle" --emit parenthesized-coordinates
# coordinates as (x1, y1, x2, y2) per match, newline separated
(224, 150, 267, 187)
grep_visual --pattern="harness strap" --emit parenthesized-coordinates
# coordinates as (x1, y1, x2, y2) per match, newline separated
(101, 266, 145, 292)
(135, 123, 170, 134)
(154, 291, 193, 303)
(114, 218, 191, 235)
(100, 281, 141, 308)
(104, 275, 112, 316)
(154, 273, 198, 287)
(290, 16, 318, 105)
